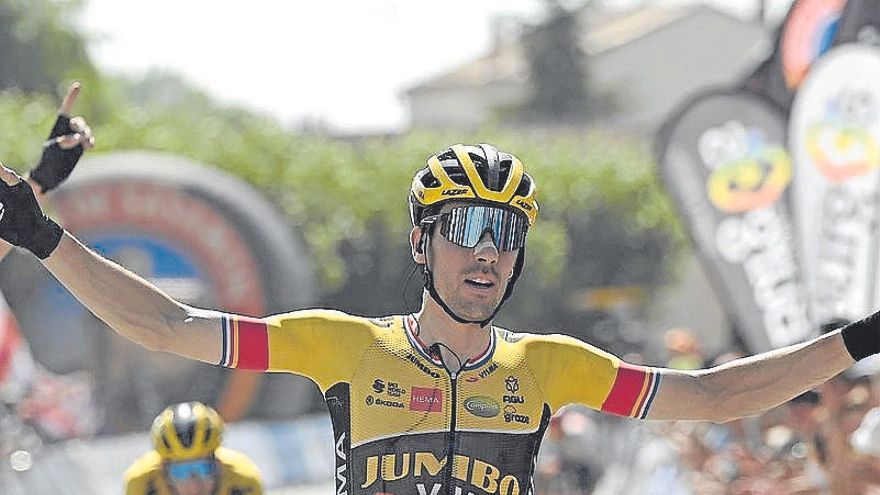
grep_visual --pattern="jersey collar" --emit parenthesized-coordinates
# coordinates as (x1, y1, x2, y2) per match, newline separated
(403, 315, 496, 371)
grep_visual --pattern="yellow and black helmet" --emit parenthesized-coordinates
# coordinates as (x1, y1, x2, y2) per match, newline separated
(409, 144, 538, 226)
(151, 402, 224, 461)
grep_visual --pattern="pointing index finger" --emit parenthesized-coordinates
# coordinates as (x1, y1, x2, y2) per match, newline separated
(58, 82, 81, 117)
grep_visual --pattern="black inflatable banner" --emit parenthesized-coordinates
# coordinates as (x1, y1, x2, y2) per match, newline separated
(657, 90, 813, 352)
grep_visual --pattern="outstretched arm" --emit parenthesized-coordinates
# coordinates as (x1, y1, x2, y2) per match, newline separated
(0, 83, 224, 364)
(0, 164, 225, 364)
(645, 326, 869, 422)
(43, 232, 223, 363)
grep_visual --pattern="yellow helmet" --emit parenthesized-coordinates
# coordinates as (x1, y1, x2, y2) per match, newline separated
(409, 144, 538, 226)
(151, 402, 224, 461)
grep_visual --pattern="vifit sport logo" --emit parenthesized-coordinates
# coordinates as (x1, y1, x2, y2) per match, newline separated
(805, 89, 879, 182)
(700, 120, 792, 214)
(410, 387, 443, 413)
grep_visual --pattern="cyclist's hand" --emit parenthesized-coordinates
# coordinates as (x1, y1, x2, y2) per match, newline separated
(0, 164, 63, 259)
(28, 82, 96, 194)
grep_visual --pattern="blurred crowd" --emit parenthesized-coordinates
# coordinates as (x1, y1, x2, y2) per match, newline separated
(534, 328, 880, 495)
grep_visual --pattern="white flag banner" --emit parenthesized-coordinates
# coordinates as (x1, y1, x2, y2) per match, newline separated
(790, 43, 880, 326)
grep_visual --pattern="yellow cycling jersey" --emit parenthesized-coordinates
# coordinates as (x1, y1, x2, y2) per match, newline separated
(218, 310, 660, 495)
(123, 447, 263, 495)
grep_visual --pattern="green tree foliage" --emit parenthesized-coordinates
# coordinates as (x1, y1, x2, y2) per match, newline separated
(520, 0, 592, 123)
(0, 74, 683, 347)
(0, 0, 681, 344)
(0, 0, 97, 93)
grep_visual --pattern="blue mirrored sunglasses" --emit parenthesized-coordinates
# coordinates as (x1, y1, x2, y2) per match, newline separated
(422, 205, 529, 252)
(166, 459, 216, 480)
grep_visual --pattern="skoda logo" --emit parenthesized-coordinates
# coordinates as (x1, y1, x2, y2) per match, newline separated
(464, 396, 500, 418)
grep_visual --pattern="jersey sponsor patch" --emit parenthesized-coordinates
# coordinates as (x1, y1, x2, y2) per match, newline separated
(218, 315, 269, 370)
(410, 387, 443, 412)
(600, 363, 660, 419)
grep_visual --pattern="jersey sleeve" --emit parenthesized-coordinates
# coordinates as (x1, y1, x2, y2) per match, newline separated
(526, 334, 661, 419)
(215, 447, 264, 494)
(123, 473, 151, 495)
(123, 452, 162, 495)
(216, 309, 376, 391)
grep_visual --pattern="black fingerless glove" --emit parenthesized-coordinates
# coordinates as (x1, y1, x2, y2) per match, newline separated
(29, 114, 84, 193)
(841, 311, 880, 361)
(0, 179, 63, 259)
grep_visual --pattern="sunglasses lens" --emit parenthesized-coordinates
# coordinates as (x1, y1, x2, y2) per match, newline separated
(441, 205, 528, 251)
(168, 459, 215, 480)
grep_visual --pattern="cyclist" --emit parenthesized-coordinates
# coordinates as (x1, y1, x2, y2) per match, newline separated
(0, 143, 876, 495)
(125, 401, 262, 495)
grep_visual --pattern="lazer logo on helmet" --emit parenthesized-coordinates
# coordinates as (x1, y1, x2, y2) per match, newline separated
(441, 188, 469, 196)
(361, 452, 521, 495)
(515, 200, 532, 211)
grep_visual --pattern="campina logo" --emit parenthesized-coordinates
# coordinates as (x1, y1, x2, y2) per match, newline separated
(464, 396, 500, 418)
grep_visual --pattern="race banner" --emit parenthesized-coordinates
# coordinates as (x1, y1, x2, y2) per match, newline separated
(780, 0, 847, 90)
(745, 0, 847, 111)
(789, 43, 880, 327)
(656, 90, 813, 352)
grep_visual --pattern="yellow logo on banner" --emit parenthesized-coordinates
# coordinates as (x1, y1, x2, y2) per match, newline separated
(706, 147, 792, 213)
(806, 124, 880, 182)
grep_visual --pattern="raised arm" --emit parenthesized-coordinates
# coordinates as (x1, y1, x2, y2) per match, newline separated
(0, 83, 229, 364)
(646, 323, 875, 422)
(0, 163, 225, 364)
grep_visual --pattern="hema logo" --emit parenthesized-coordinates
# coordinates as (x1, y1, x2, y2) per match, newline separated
(410, 387, 443, 412)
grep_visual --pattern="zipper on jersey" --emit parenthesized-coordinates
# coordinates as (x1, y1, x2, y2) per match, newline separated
(445, 370, 458, 495)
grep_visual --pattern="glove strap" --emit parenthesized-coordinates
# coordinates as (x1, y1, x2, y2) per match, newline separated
(0, 180, 64, 259)
(27, 214, 63, 259)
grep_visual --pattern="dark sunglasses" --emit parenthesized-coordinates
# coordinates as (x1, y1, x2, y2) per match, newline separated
(421, 205, 529, 252)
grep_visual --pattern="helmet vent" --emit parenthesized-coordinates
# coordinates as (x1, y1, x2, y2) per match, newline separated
(479, 144, 501, 191)
(515, 176, 532, 197)
(175, 423, 196, 448)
